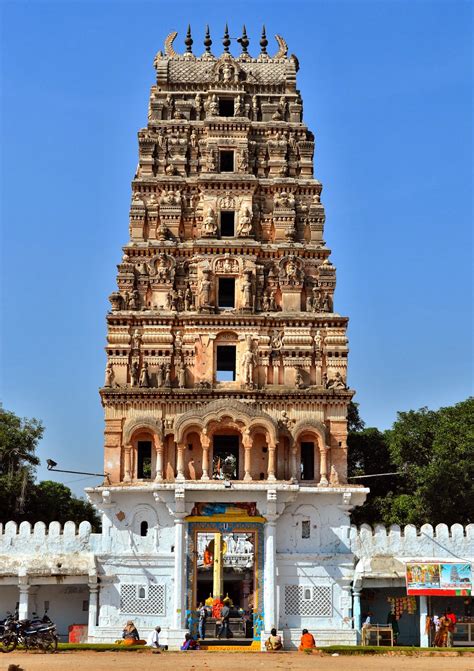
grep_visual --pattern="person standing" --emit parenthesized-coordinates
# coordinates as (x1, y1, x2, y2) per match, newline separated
(218, 602, 231, 639)
(445, 607, 457, 647)
(198, 602, 208, 640)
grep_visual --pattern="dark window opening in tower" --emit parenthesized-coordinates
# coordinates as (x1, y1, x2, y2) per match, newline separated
(137, 440, 152, 479)
(300, 442, 315, 481)
(218, 278, 235, 308)
(140, 521, 149, 537)
(219, 98, 234, 116)
(216, 345, 236, 382)
(220, 211, 235, 236)
(220, 150, 234, 172)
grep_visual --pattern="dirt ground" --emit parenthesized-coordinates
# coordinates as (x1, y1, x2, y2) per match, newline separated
(2, 651, 474, 671)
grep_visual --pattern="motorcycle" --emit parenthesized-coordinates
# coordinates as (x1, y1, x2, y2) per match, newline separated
(0, 610, 58, 653)
(0, 612, 18, 653)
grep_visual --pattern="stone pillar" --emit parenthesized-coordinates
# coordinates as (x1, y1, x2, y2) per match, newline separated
(154, 437, 163, 482)
(123, 445, 132, 482)
(419, 595, 429, 647)
(290, 445, 298, 482)
(88, 580, 99, 634)
(201, 434, 210, 481)
(176, 442, 185, 481)
(18, 576, 29, 620)
(243, 432, 252, 481)
(172, 515, 186, 629)
(267, 442, 277, 481)
(352, 587, 362, 642)
(263, 520, 277, 631)
(318, 447, 329, 485)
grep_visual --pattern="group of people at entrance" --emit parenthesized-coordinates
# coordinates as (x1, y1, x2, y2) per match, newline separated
(430, 607, 457, 647)
(197, 595, 232, 640)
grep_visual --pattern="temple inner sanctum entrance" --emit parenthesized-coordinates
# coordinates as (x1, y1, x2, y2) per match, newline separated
(193, 529, 257, 639)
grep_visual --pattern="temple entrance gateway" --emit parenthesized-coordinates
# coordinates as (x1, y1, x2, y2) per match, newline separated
(186, 508, 265, 641)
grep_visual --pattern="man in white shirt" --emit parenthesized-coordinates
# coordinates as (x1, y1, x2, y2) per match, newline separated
(146, 626, 163, 652)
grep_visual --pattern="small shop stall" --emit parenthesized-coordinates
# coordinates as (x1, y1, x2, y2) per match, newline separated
(406, 561, 473, 646)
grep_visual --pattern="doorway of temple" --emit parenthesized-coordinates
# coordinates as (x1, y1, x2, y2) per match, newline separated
(194, 530, 256, 639)
(212, 435, 239, 480)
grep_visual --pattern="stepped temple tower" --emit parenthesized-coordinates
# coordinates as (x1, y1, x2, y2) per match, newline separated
(90, 26, 367, 648)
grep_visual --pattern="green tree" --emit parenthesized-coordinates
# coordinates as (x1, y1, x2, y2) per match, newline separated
(348, 398, 474, 527)
(384, 398, 474, 527)
(0, 407, 100, 530)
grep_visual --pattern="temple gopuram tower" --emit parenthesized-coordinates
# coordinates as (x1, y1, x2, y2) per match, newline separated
(90, 26, 367, 648)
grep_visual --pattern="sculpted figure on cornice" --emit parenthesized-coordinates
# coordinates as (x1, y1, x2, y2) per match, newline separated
(241, 336, 256, 387)
(104, 362, 115, 388)
(213, 255, 241, 275)
(199, 268, 213, 309)
(160, 189, 181, 206)
(139, 362, 150, 388)
(201, 207, 218, 237)
(148, 253, 176, 282)
(274, 190, 295, 209)
(326, 371, 347, 390)
(218, 194, 236, 210)
(207, 94, 219, 117)
(241, 269, 253, 310)
(212, 56, 242, 85)
(236, 206, 253, 237)
(279, 256, 303, 287)
(130, 361, 139, 387)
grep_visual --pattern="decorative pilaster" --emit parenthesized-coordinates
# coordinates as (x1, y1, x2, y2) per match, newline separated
(267, 442, 277, 481)
(18, 575, 29, 621)
(172, 513, 186, 630)
(88, 578, 99, 633)
(154, 436, 164, 482)
(176, 442, 185, 481)
(419, 595, 429, 647)
(201, 433, 210, 480)
(123, 445, 132, 482)
(319, 447, 329, 485)
(352, 586, 362, 642)
(242, 431, 252, 481)
(263, 518, 277, 631)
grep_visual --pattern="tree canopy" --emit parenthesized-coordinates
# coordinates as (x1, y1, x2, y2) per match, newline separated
(0, 407, 100, 530)
(348, 398, 474, 527)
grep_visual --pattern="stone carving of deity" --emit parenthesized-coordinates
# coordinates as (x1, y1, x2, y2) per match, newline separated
(130, 361, 139, 387)
(295, 367, 305, 389)
(139, 361, 150, 388)
(314, 329, 323, 353)
(222, 62, 234, 83)
(327, 371, 347, 390)
(234, 95, 244, 116)
(175, 359, 186, 389)
(184, 284, 194, 311)
(104, 362, 114, 388)
(201, 207, 217, 237)
(194, 93, 203, 118)
(241, 339, 255, 386)
(157, 363, 164, 388)
(132, 329, 142, 350)
(199, 269, 212, 307)
(237, 206, 253, 237)
(208, 94, 219, 116)
(241, 270, 253, 309)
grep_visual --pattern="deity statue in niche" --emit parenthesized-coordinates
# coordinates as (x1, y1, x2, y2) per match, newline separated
(199, 269, 212, 307)
(237, 207, 253, 237)
(241, 270, 253, 309)
(104, 362, 115, 388)
(130, 361, 139, 387)
(241, 337, 256, 386)
(139, 362, 150, 388)
(201, 208, 217, 237)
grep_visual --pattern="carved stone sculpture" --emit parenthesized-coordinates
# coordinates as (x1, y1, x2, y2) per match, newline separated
(201, 208, 217, 237)
(330, 464, 340, 486)
(241, 270, 253, 309)
(104, 362, 115, 388)
(199, 269, 212, 308)
(139, 362, 150, 388)
(157, 363, 164, 388)
(327, 371, 347, 390)
(241, 340, 255, 386)
(237, 207, 253, 237)
(130, 361, 139, 387)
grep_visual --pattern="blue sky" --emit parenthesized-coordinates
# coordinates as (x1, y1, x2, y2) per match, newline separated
(1, 0, 472, 496)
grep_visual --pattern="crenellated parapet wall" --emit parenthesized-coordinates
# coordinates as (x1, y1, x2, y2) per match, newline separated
(0, 520, 99, 556)
(350, 523, 474, 560)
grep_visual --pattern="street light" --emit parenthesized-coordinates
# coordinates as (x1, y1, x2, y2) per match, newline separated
(46, 459, 110, 482)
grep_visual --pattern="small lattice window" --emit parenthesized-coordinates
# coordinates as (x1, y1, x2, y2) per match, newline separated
(301, 520, 310, 539)
(120, 584, 165, 615)
(284, 585, 332, 617)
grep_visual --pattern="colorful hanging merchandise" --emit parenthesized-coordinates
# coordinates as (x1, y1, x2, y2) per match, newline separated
(387, 596, 417, 619)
